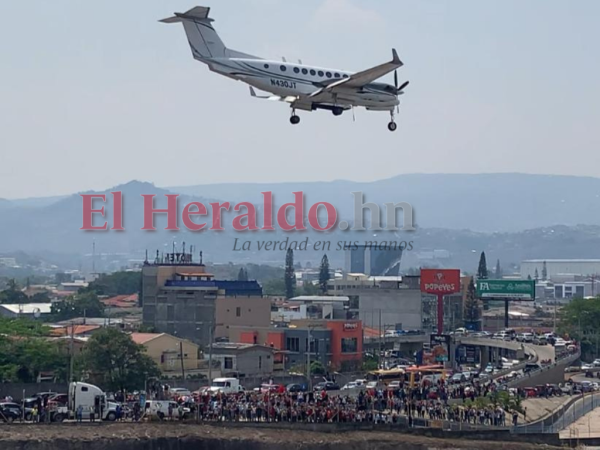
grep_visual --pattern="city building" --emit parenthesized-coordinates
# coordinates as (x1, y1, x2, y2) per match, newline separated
(141, 250, 263, 346)
(521, 259, 600, 280)
(230, 318, 363, 372)
(131, 332, 201, 376)
(215, 295, 271, 339)
(327, 274, 422, 331)
(207, 342, 275, 377)
(345, 244, 403, 276)
(0, 303, 52, 319)
(272, 296, 349, 322)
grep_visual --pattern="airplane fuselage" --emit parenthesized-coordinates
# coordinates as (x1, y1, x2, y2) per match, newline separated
(205, 57, 400, 111)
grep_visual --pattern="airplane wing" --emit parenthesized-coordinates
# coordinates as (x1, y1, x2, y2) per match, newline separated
(310, 48, 403, 98)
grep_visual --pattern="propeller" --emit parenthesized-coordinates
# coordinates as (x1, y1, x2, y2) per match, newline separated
(394, 69, 409, 95)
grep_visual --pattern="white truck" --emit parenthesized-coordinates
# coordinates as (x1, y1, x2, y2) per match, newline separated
(53, 382, 119, 422)
(207, 377, 244, 395)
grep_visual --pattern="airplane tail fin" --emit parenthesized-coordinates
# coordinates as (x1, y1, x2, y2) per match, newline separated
(160, 6, 258, 60)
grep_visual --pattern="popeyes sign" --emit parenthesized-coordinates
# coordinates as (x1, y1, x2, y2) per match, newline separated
(420, 269, 461, 295)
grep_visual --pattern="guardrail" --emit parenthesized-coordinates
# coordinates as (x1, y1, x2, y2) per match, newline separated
(514, 391, 600, 434)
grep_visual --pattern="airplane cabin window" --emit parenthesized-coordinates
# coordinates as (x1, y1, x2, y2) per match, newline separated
(302, 68, 308, 75)
(326, 72, 332, 78)
(342, 74, 349, 78)
(310, 69, 316, 76)
(280, 65, 287, 71)
(318, 70, 324, 77)
(293, 67, 300, 73)
(334, 73, 341, 78)
(264, 64, 270, 69)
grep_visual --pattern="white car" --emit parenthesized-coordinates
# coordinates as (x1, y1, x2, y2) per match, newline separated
(169, 388, 192, 398)
(582, 363, 594, 371)
(366, 381, 378, 390)
(341, 382, 358, 390)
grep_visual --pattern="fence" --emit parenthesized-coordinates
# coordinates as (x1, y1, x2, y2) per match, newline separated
(514, 391, 600, 434)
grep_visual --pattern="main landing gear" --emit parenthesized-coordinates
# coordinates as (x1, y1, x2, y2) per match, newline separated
(290, 109, 300, 125)
(388, 110, 398, 132)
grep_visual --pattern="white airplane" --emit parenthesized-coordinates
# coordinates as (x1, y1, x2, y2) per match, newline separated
(161, 6, 409, 131)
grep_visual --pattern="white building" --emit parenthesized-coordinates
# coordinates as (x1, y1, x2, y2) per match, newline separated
(0, 303, 52, 318)
(521, 260, 600, 280)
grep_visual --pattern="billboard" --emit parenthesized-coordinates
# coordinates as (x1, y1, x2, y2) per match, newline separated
(420, 269, 461, 295)
(476, 279, 535, 300)
(430, 334, 451, 362)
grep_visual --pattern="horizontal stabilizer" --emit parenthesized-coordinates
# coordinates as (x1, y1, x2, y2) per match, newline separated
(160, 6, 212, 23)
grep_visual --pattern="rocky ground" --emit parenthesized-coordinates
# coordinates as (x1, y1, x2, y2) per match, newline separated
(0, 423, 562, 450)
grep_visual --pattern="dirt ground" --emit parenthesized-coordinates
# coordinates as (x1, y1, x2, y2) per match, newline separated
(0, 423, 562, 450)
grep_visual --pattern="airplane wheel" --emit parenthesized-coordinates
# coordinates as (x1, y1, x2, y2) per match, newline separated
(332, 107, 343, 116)
(290, 115, 300, 125)
(388, 121, 397, 132)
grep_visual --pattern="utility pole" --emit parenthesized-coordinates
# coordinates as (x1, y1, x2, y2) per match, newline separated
(553, 300, 557, 333)
(208, 322, 214, 384)
(69, 321, 74, 382)
(179, 341, 186, 380)
(306, 327, 312, 390)
(378, 309, 382, 367)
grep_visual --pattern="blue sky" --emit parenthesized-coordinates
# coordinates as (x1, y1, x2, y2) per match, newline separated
(1, 0, 599, 198)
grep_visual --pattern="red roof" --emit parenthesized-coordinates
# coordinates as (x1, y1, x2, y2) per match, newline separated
(102, 294, 139, 308)
(50, 324, 101, 337)
(363, 327, 380, 338)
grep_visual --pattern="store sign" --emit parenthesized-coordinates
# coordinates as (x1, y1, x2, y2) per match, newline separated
(165, 252, 193, 264)
(343, 323, 358, 330)
(420, 269, 461, 295)
(476, 279, 535, 300)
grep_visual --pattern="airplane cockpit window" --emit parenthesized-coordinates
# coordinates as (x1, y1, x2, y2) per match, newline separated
(302, 68, 308, 75)
(280, 65, 287, 71)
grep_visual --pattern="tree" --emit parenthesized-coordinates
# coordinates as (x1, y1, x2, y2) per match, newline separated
(527, 274, 532, 280)
(534, 268, 539, 281)
(0, 318, 67, 383)
(284, 248, 295, 299)
(318, 254, 330, 294)
(560, 296, 600, 359)
(464, 278, 480, 323)
(495, 259, 502, 279)
(477, 252, 488, 279)
(237, 268, 248, 281)
(0, 279, 28, 304)
(79, 328, 160, 392)
(263, 278, 286, 296)
(51, 291, 105, 321)
(301, 282, 319, 296)
(83, 271, 141, 297)
(542, 261, 548, 281)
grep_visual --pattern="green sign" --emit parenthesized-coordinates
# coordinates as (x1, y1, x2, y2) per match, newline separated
(476, 279, 535, 300)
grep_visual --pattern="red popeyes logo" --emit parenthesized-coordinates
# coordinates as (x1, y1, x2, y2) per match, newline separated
(420, 269, 461, 294)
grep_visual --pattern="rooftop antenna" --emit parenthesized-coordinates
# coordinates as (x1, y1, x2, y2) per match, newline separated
(145, 249, 148, 263)
(199, 251, 203, 265)
(282, 57, 287, 62)
(156, 250, 160, 264)
(298, 59, 303, 64)
(183, 241, 186, 255)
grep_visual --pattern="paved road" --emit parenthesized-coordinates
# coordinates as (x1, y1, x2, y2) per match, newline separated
(559, 405, 600, 439)
(521, 397, 571, 423)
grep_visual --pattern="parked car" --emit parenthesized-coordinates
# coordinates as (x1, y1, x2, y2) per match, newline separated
(286, 383, 306, 393)
(313, 381, 340, 392)
(0, 402, 24, 421)
(169, 388, 192, 398)
(387, 381, 402, 390)
(341, 382, 359, 391)
(0, 405, 20, 423)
